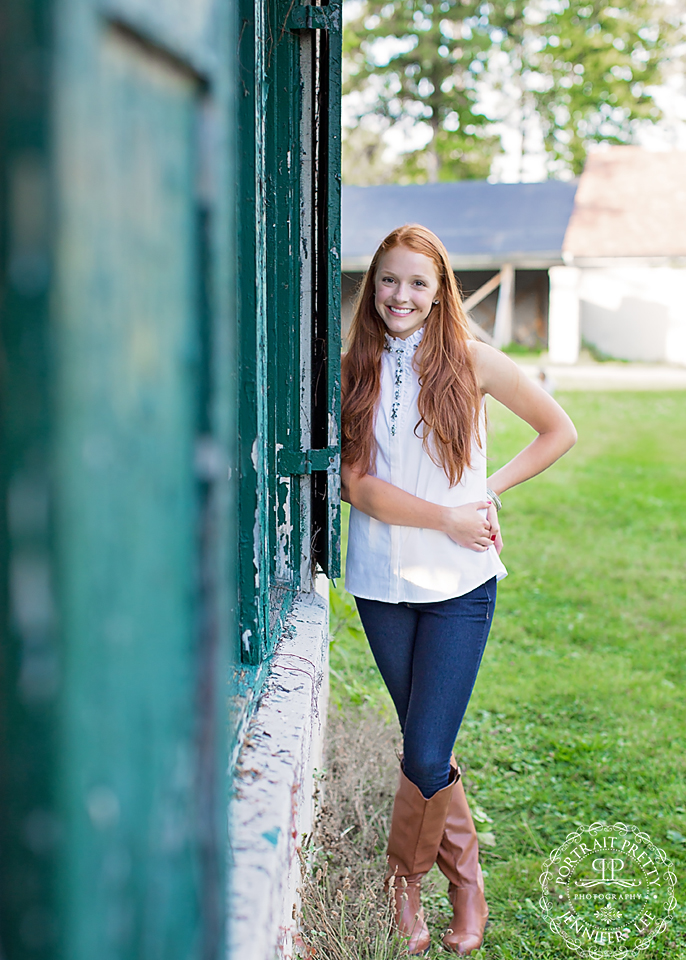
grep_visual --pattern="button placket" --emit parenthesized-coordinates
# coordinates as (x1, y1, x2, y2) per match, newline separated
(383, 340, 407, 484)
(383, 329, 423, 601)
(383, 342, 404, 599)
(390, 347, 403, 438)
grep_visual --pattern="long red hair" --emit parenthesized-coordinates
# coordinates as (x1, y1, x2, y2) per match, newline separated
(341, 224, 482, 487)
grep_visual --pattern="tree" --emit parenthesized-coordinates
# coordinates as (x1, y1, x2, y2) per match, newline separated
(344, 0, 501, 181)
(343, 0, 679, 182)
(514, 0, 676, 174)
(341, 123, 403, 184)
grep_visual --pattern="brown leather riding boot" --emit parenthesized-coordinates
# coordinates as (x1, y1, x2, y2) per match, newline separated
(436, 772, 489, 955)
(385, 764, 458, 956)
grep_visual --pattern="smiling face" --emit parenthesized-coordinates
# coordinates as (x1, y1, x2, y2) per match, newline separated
(374, 245, 440, 340)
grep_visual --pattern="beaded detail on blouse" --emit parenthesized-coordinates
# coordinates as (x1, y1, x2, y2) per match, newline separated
(383, 327, 424, 437)
(346, 324, 507, 604)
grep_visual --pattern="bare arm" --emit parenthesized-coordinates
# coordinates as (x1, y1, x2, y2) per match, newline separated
(471, 341, 577, 496)
(340, 343, 575, 553)
(342, 462, 495, 552)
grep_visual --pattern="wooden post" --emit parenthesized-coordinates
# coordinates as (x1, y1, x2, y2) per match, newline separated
(461, 271, 502, 313)
(493, 264, 515, 349)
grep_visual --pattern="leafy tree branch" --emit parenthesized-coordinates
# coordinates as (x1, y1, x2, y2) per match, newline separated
(343, 0, 680, 181)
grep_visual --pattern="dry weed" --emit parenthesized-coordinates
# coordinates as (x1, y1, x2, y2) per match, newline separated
(297, 704, 413, 959)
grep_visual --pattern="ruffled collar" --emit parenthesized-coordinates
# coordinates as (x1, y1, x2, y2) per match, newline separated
(383, 326, 425, 353)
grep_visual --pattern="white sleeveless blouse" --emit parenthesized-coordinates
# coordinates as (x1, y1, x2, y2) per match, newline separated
(345, 327, 507, 604)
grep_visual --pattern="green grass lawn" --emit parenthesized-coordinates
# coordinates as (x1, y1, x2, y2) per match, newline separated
(327, 392, 686, 959)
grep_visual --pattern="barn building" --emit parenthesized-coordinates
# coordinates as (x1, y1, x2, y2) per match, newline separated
(342, 147, 686, 367)
(0, 2, 341, 959)
(341, 180, 578, 350)
(561, 147, 686, 366)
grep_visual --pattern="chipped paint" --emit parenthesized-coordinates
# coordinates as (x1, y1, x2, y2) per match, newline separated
(253, 506, 261, 588)
(328, 410, 339, 447)
(262, 826, 280, 846)
(276, 475, 293, 581)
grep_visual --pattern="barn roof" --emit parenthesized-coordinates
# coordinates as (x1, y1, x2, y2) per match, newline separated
(563, 147, 686, 259)
(341, 180, 578, 271)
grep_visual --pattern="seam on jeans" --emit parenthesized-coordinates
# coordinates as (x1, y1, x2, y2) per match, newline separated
(480, 593, 494, 646)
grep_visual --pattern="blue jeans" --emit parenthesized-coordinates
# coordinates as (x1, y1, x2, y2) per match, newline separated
(355, 577, 497, 799)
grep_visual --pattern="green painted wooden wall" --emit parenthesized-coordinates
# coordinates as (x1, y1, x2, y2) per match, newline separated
(0, 0, 340, 957)
(237, 0, 342, 667)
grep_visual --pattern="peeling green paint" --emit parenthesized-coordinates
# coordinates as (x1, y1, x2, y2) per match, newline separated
(0, 0, 341, 955)
(239, 0, 342, 665)
(1, 0, 237, 956)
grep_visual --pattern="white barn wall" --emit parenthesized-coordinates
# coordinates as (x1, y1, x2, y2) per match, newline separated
(548, 266, 581, 364)
(579, 266, 686, 365)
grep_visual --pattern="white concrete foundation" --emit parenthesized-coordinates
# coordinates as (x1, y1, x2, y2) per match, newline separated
(516, 361, 686, 391)
(228, 579, 329, 960)
(548, 266, 581, 364)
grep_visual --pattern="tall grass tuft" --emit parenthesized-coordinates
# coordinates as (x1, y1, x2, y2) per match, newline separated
(297, 706, 415, 959)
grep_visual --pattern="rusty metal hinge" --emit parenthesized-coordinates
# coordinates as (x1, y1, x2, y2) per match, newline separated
(286, 4, 340, 32)
(278, 446, 339, 475)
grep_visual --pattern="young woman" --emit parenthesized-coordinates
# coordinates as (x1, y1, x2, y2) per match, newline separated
(341, 225, 576, 955)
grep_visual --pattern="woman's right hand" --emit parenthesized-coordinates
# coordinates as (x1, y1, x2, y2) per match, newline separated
(442, 501, 494, 552)
(343, 468, 500, 550)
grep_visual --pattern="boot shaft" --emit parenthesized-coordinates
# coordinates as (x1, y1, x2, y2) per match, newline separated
(386, 765, 458, 879)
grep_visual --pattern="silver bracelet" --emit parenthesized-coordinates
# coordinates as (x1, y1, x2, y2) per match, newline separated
(486, 487, 502, 512)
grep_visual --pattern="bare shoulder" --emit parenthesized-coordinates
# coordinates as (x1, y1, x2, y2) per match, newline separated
(468, 340, 576, 438)
(467, 339, 521, 395)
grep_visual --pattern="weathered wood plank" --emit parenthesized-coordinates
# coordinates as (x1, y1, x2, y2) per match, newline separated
(2, 0, 238, 956)
(54, 23, 202, 957)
